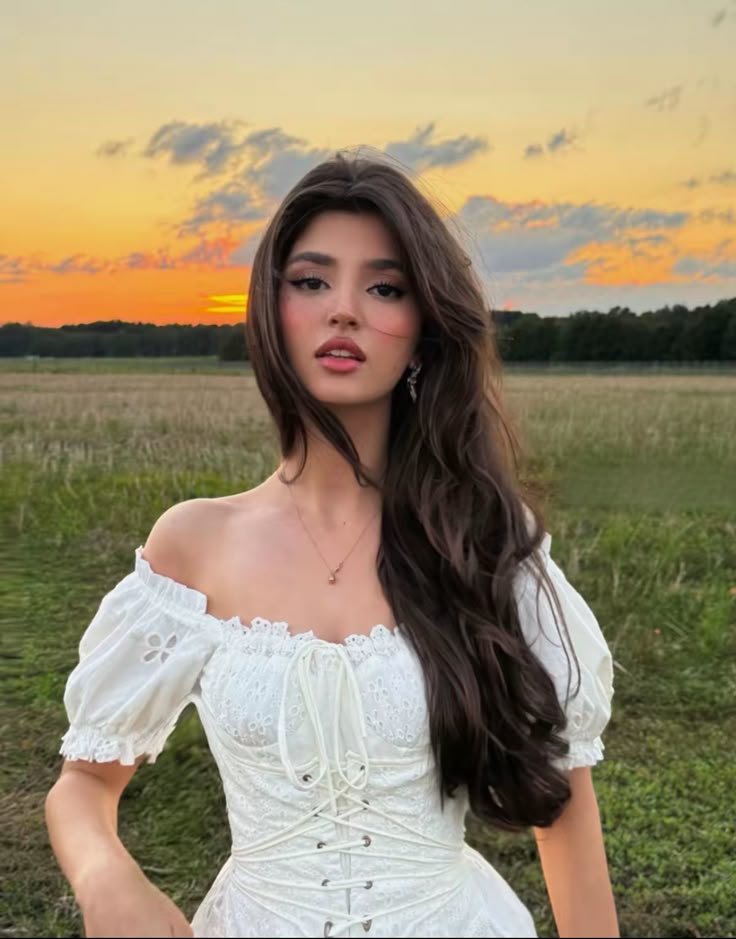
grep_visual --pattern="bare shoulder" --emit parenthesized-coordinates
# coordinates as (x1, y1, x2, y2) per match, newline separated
(141, 497, 229, 585)
(140, 486, 275, 586)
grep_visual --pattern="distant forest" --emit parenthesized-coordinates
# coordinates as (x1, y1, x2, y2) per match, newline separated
(2, 298, 735, 362)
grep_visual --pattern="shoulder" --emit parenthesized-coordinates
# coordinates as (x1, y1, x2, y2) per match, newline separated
(140, 487, 275, 588)
(141, 497, 229, 587)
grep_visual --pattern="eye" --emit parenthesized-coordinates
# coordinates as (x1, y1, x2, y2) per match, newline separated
(288, 276, 327, 291)
(286, 275, 406, 299)
(369, 281, 406, 300)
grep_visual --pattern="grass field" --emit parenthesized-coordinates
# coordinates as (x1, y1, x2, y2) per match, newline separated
(1, 359, 735, 938)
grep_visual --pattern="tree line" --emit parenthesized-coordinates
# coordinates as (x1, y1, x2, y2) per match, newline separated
(1, 298, 734, 362)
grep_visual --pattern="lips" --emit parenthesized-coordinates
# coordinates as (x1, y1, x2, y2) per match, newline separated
(315, 337, 366, 360)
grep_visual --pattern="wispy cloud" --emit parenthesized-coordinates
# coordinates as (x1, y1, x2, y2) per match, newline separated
(679, 166, 736, 188)
(0, 254, 29, 284)
(384, 122, 489, 171)
(523, 127, 579, 159)
(644, 84, 683, 111)
(47, 255, 106, 275)
(711, 8, 727, 26)
(96, 138, 135, 158)
(711, 168, 736, 185)
(692, 115, 710, 147)
(3, 237, 251, 281)
(698, 207, 736, 224)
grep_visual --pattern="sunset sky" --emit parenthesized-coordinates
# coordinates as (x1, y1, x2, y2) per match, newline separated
(2, 0, 735, 326)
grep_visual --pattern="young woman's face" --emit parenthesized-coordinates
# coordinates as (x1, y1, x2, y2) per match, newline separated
(278, 210, 421, 408)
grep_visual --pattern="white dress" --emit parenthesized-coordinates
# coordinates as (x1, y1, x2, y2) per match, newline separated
(59, 531, 614, 938)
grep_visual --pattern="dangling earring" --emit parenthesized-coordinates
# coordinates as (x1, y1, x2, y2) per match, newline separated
(407, 362, 422, 404)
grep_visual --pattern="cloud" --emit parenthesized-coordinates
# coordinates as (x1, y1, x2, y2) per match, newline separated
(142, 119, 250, 177)
(672, 239, 736, 279)
(454, 194, 696, 305)
(47, 254, 107, 275)
(459, 194, 687, 274)
(177, 183, 266, 236)
(384, 122, 489, 171)
(547, 128, 578, 153)
(679, 167, 736, 189)
(711, 168, 736, 185)
(117, 250, 176, 271)
(644, 84, 683, 111)
(96, 138, 135, 158)
(240, 137, 333, 202)
(524, 143, 544, 159)
(693, 115, 710, 147)
(4, 238, 252, 281)
(229, 228, 267, 266)
(673, 255, 736, 278)
(523, 127, 579, 159)
(0, 254, 29, 284)
(698, 207, 736, 224)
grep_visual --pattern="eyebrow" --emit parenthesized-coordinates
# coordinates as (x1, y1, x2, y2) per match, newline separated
(286, 250, 405, 274)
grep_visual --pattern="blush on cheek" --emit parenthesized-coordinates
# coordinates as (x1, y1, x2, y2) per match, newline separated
(279, 296, 305, 338)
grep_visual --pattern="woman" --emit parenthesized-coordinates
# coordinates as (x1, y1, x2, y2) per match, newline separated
(46, 152, 618, 937)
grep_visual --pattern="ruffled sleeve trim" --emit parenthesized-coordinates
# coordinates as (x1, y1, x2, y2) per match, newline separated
(59, 712, 185, 766)
(133, 544, 209, 618)
(553, 735, 606, 771)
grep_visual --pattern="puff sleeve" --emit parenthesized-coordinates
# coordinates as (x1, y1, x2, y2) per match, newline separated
(59, 561, 216, 766)
(514, 530, 615, 771)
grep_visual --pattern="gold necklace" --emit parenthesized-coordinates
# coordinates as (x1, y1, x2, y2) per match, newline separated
(285, 482, 381, 585)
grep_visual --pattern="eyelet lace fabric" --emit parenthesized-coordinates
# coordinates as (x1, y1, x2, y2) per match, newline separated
(58, 542, 614, 937)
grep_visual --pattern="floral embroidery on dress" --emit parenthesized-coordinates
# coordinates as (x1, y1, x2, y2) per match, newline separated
(142, 631, 178, 664)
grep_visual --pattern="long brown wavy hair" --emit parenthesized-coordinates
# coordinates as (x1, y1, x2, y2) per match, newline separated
(245, 150, 581, 832)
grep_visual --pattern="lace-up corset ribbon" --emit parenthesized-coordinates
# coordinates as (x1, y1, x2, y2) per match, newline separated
(229, 639, 465, 938)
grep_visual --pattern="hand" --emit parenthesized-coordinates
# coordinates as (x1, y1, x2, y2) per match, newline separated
(77, 858, 194, 938)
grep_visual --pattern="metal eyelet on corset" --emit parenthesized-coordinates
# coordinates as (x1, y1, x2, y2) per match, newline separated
(362, 919, 373, 932)
(324, 921, 333, 937)
(317, 840, 326, 849)
(364, 880, 373, 889)
(321, 878, 330, 886)
(302, 773, 312, 782)
(362, 798, 370, 809)
(362, 834, 371, 847)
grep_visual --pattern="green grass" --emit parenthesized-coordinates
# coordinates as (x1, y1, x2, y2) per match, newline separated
(1, 364, 735, 937)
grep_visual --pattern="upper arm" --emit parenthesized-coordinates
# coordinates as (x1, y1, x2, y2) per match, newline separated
(532, 767, 619, 937)
(56, 499, 219, 781)
(533, 766, 601, 844)
(58, 753, 146, 801)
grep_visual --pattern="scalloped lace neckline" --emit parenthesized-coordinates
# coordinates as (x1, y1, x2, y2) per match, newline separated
(133, 545, 402, 651)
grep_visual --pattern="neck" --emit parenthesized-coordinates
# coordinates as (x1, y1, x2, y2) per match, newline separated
(276, 400, 389, 530)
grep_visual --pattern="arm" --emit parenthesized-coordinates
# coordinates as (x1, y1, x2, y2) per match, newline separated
(46, 505, 208, 937)
(533, 767, 619, 938)
(46, 759, 194, 937)
(45, 758, 142, 904)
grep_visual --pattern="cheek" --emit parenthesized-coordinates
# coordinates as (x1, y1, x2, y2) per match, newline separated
(279, 294, 311, 348)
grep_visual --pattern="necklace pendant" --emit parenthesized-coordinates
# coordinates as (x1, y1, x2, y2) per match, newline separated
(328, 573, 337, 585)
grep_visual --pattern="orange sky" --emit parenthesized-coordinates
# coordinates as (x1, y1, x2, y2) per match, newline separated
(2, 0, 735, 324)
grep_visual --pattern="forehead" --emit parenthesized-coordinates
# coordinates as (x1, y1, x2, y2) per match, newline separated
(288, 210, 400, 259)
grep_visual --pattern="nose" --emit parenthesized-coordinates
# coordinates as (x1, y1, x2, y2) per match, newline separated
(328, 306, 359, 327)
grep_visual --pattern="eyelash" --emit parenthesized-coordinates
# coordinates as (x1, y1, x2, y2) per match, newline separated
(287, 275, 406, 300)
